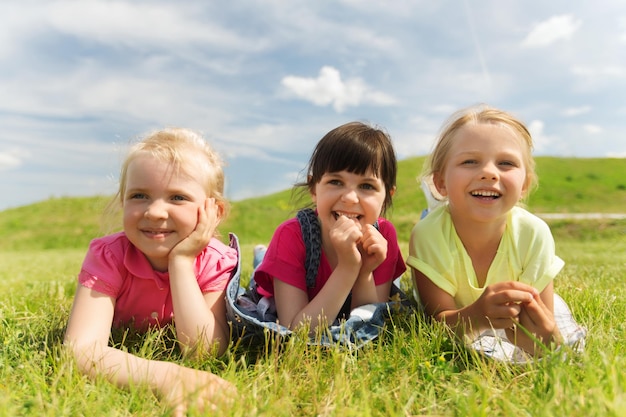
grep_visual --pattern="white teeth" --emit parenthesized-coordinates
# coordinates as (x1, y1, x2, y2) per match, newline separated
(471, 190, 500, 197)
(335, 211, 360, 219)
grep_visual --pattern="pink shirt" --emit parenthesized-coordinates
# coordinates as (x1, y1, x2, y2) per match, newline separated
(254, 217, 406, 299)
(78, 232, 237, 330)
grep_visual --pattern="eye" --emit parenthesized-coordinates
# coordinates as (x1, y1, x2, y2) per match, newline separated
(499, 160, 518, 167)
(360, 183, 376, 191)
(461, 159, 478, 165)
(128, 192, 147, 200)
(171, 194, 189, 202)
(327, 179, 342, 186)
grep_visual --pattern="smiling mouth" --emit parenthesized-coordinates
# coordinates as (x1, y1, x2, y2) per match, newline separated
(470, 190, 501, 199)
(332, 211, 362, 220)
(142, 229, 172, 237)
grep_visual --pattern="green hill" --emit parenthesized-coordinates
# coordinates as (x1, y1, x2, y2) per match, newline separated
(1, 157, 625, 251)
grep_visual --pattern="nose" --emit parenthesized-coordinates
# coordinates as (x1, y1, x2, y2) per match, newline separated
(480, 161, 498, 180)
(341, 188, 359, 203)
(144, 200, 168, 220)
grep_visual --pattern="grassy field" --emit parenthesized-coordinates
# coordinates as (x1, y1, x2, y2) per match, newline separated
(0, 156, 625, 416)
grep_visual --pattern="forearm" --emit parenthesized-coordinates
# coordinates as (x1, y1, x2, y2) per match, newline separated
(350, 269, 379, 308)
(289, 264, 359, 331)
(505, 319, 563, 356)
(168, 259, 227, 355)
(433, 305, 491, 341)
(65, 340, 235, 413)
(66, 339, 177, 393)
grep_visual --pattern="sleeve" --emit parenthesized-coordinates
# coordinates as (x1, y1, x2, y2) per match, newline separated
(253, 220, 308, 295)
(373, 219, 407, 285)
(406, 210, 458, 297)
(78, 237, 125, 298)
(196, 238, 238, 293)
(517, 214, 564, 292)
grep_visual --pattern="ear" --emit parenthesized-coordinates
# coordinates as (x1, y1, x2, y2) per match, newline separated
(308, 175, 318, 203)
(520, 177, 530, 200)
(389, 185, 396, 198)
(214, 198, 226, 221)
(309, 189, 317, 205)
(432, 172, 448, 197)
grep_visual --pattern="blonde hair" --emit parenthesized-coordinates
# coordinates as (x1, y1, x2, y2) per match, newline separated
(104, 128, 228, 232)
(422, 104, 538, 199)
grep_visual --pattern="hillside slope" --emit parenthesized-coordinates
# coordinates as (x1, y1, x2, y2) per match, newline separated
(1, 157, 624, 251)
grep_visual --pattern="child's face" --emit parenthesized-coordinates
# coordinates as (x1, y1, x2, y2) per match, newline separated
(311, 169, 386, 230)
(434, 122, 528, 225)
(122, 154, 208, 271)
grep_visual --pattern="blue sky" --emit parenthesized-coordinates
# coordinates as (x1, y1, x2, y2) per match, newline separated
(1, 0, 625, 211)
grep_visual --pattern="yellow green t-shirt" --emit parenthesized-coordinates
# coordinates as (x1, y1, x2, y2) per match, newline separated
(406, 205, 564, 308)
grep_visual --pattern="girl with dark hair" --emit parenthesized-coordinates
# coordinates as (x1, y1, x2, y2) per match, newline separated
(252, 122, 406, 333)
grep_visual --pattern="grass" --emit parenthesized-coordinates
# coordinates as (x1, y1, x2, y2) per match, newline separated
(1, 156, 625, 416)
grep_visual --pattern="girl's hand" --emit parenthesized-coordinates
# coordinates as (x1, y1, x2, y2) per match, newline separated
(161, 365, 238, 417)
(514, 291, 561, 348)
(349, 224, 387, 308)
(358, 224, 387, 274)
(169, 198, 219, 262)
(329, 215, 363, 267)
(471, 281, 536, 330)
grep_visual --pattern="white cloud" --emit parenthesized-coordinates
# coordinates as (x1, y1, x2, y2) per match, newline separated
(46, 1, 263, 51)
(521, 15, 582, 48)
(527, 119, 560, 153)
(227, 168, 302, 202)
(0, 2, 267, 64)
(572, 66, 626, 78)
(1, 1, 625, 210)
(583, 124, 603, 134)
(569, 65, 626, 91)
(393, 130, 435, 160)
(281, 66, 396, 112)
(0, 149, 25, 171)
(606, 151, 626, 158)
(562, 106, 591, 117)
(430, 105, 459, 115)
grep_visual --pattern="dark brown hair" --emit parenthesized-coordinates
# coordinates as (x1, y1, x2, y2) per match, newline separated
(297, 121, 398, 214)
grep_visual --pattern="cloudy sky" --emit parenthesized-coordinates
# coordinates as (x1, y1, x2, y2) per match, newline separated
(1, 0, 625, 211)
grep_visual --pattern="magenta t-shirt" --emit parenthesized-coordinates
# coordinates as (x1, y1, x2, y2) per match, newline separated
(78, 232, 237, 330)
(254, 217, 406, 299)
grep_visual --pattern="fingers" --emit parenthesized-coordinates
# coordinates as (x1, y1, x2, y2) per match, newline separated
(169, 198, 218, 260)
(356, 224, 385, 256)
(333, 213, 362, 229)
(515, 294, 561, 350)
(193, 198, 217, 237)
(360, 224, 384, 251)
(496, 290, 535, 306)
(518, 294, 551, 328)
(474, 282, 540, 329)
(328, 217, 388, 269)
(197, 197, 219, 233)
(330, 215, 363, 244)
(328, 216, 363, 265)
(189, 198, 220, 245)
(486, 282, 537, 306)
(479, 303, 522, 329)
(489, 283, 544, 326)
(489, 281, 538, 296)
(165, 368, 238, 415)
